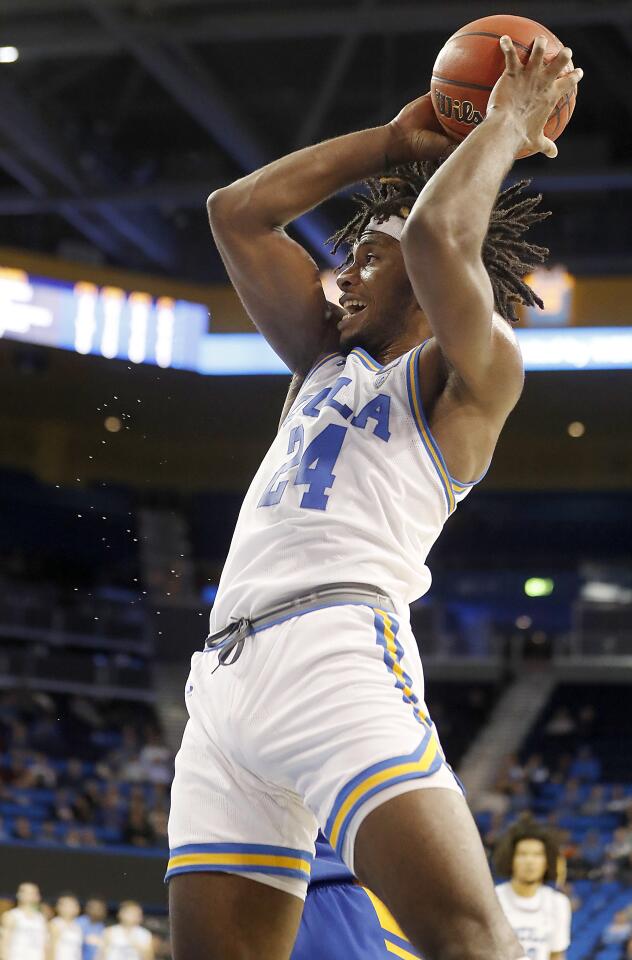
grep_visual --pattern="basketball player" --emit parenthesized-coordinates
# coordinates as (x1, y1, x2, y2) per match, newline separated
(49, 895, 82, 960)
(96, 902, 153, 960)
(76, 899, 107, 960)
(494, 816, 572, 960)
(0, 882, 47, 960)
(167, 35, 582, 960)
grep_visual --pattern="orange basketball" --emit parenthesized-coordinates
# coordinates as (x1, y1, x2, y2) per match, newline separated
(431, 14, 576, 159)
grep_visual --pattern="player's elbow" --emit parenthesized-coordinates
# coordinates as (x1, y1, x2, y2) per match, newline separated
(206, 187, 237, 227)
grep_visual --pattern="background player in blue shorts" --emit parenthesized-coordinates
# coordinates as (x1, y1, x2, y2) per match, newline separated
(292, 835, 421, 960)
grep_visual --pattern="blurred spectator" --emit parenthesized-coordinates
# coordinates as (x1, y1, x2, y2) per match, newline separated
(77, 898, 107, 960)
(0, 882, 47, 959)
(99, 784, 125, 831)
(561, 778, 583, 811)
(508, 782, 531, 815)
(569, 745, 602, 783)
(49, 894, 82, 960)
(41, 902, 56, 922)
(28, 753, 57, 788)
(60, 758, 86, 789)
(606, 828, 632, 869)
(603, 909, 632, 944)
(72, 794, 97, 826)
(138, 730, 171, 785)
(54, 788, 76, 823)
(12, 816, 34, 842)
(40, 821, 58, 845)
(576, 830, 607, 872)
(545, 706, 576, 737)
(80, 827, 99, 847)
(608, 785, 631, 815)
(147, 809, 168, 845)
(99, 901, 153, 960)
(65, 828, 84, 848)
(123, 808, 154, 848)
(581, 785, 607, 817)
(143, 915, 171, 959)
(524, 754, 549, 787)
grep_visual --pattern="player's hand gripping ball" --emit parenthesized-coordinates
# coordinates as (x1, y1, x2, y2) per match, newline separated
(431, 14, 581, 158)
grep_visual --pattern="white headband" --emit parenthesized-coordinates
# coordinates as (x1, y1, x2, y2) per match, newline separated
(364, 215, 406, 242)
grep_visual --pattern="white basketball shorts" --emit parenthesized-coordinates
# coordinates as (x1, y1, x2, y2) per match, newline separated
(167, 601, 463, 899)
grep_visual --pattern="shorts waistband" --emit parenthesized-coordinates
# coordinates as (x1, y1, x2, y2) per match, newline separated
(204, 581, 396, 668)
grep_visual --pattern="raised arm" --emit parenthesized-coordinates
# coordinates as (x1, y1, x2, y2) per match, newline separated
(207, 98, 451, 375)
(399, 37, 582, 417)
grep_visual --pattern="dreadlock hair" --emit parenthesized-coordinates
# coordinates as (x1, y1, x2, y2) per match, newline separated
(328, 159, 551, 323)
(492, 813, 561, 883)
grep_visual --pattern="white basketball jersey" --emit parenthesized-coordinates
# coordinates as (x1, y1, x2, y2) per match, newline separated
(103, 924, 152, 960)
(50, 917, 82, 960)
(5, 908, 47, 960)
(210, 343, 480, 630)
(496, 883, 572, 960)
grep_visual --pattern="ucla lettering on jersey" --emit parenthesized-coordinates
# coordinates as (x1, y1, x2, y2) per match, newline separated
(210, 342, 483, 631)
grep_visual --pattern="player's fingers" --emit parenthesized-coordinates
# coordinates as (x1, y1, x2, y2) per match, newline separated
(528, 35, 548, 68)
(499, 35, 521, 73)
(539, 136, 558, 159)
(545, 45, 573, 76)
(555, 67, 583, 97)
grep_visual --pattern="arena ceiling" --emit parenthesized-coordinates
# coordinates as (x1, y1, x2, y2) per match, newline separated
(2, 0, 632, 283)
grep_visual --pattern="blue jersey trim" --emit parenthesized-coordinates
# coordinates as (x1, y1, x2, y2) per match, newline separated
(303, 352, 342, 385)
(202, 598, 397, 653)
(324, 726, 443, 859)
(165, 841, 313, 884)
(406, 341, 489, 510)
(350, 347, 382, 371)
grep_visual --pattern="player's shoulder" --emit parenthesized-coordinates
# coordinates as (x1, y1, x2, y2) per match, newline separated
(546, 886, 572, 909)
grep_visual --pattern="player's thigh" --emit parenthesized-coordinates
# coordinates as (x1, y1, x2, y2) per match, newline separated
(354, 788, 522, 960)
(170, 872, 304, 960)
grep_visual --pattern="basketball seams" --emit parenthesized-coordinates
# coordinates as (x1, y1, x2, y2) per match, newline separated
(431, 74, 493, 93)
(447, 30, 533, 54)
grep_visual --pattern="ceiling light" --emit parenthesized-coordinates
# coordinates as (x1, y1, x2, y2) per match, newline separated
(0, 47, 19, 64)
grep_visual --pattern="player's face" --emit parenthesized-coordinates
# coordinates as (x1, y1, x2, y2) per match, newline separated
(17, 883, 41, 907)
(86, 899, 107, 921)
(57, 896, 80, 920)
(512, 838, 548, 884)
(335, 232, 418, 356)
(119, 903, 142, 926)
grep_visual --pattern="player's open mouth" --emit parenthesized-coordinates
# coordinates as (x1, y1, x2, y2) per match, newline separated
(338, 299, 367, 326)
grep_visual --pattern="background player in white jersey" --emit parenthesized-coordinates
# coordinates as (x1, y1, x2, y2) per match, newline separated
(0, 882, 47, 960)
(97, 902, 153, 960)
(494, 815, 572, 960)
(49, 895, 83, 960)
(167, 35, 582, 960)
